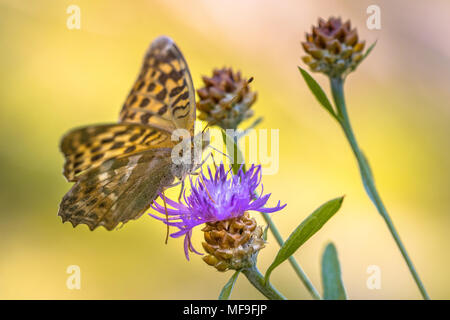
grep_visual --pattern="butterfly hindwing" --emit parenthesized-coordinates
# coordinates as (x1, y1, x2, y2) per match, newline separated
(58, 149, 175, 230)
(119, 36, 196, 135)
(60, 123, 174, 181)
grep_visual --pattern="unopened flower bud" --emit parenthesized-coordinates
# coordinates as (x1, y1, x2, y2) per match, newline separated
(197, 68, 257, 129)
(302, 17, 366, 78)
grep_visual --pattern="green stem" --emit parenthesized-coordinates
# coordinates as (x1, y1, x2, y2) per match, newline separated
(330, 77, 430, 300)
(261, 212, 322, 300)
(242, 265, 286, 300)
(223, 131, 321, 299)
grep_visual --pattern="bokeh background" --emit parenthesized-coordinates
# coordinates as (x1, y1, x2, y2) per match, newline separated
(1, 0, 449, 299)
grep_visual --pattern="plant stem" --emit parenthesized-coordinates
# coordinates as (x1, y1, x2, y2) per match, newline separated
(223, 130, 321, 299)
(261, 212, 322, 300)
(242, 265, 287, 300)
(329, 77, 430, 300)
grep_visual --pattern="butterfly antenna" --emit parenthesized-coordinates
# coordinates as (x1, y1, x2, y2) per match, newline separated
(228, 76, 254, 105)
(211, 152, 218, 170)
(208, 144, 232, 161)
(161, 190, 170, 244)
(202, 122, 211, 134)
(200, 173, 215, 203)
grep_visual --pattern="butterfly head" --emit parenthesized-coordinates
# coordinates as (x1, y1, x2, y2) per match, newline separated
(170, 130, 210, 180)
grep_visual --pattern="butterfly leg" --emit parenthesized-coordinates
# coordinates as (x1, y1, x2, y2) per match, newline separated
(161, 189, 170, 244)
(208, 145, 232, 162)
(193, 150, 212, 173)
(178, 179, 185, 202)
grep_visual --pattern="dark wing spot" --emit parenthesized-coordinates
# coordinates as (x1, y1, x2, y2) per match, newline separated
(158, 72, 169, 85)
(147, 82, 156, 92)
(169, 69, 184, 81)
(140, 98, 150, 108)
(158, 105, 168, 115)
(136, 81, 145, 91)
(169, 86, 184, 97)
(87, 198, 97, 206)
(85, 186, 96, 194)
(91, 146, 102, 153)
(74, 209, 85, 216)
(101, 138, 114, 144)
(91, 154, 104, 161)
(130, 95, 137, 106)
(124, 146, 136, 153)
(114, 130, 128, 137)
(73, 160, 83, 168)
(129, 134, 140, 142)
(140, 113, 151, 124)
(173, 102, 189, 114)
(156, 88, 167, 101)
(110, 141, 125, 149)
(142, 131, 159, 143)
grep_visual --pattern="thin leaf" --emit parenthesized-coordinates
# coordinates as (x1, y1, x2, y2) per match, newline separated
(263, 224, 270, 241)
(321, 242, 347, 300)
(221, 129, 245, 175)
(363, 40, 377, 61)
(298, 67, 337, 119)
(219, 270, 241, 300)
(351, 40, 377, 72)
(265, 196, 344, 282)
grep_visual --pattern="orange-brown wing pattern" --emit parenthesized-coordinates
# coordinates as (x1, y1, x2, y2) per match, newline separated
(119, 36, 196, 135)
(58, 149, 175, 230)
(60, 123, 173, 181)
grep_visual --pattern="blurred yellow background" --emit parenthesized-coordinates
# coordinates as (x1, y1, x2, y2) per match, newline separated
(1, 0, 449, 299)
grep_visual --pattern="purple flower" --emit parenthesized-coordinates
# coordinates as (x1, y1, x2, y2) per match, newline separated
(149, 164, 286, 260)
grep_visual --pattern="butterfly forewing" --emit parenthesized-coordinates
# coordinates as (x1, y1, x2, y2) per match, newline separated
(119, 36, 196, 135)
(61, 123, 174, 181)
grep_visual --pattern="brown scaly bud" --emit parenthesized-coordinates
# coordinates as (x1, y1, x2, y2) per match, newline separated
(302, 17, 366, 78)
(201, 212, 265, 272)
(197, 68, 257, 129)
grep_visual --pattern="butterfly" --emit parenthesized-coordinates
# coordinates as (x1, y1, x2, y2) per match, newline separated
(58, 36, 206, 231)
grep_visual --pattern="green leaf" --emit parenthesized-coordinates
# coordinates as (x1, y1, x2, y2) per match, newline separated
(321, 242, 347, 300)
(263, 224, 270, 241)
(218, 270, 241, 300)
(265, 196, 344, 282)
(298, 67, 337, 119)
(351, 40, 377, 72)
(362, 40, 377, 61)
(221, 129, 245, 175)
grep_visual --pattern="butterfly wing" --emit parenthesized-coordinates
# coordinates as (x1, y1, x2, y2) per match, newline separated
(59, 36, 198, 231)
(60, 123, 174, 182)
(58, 149, 175, 230)
(119, 36, 196, 135)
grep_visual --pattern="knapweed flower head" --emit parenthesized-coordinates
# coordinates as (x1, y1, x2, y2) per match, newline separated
(302, 17, 366, 78)
(196, 68, 257, 129)
(149, 164, 286, 270)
